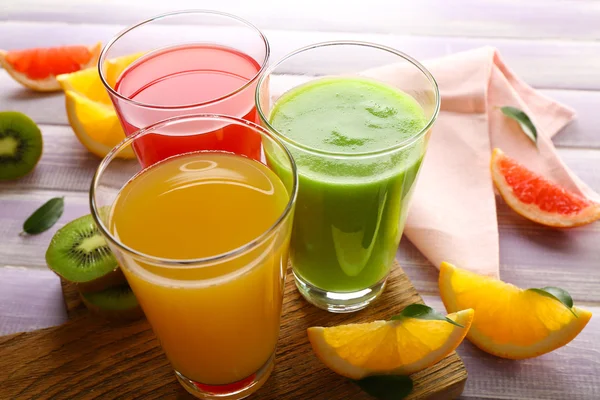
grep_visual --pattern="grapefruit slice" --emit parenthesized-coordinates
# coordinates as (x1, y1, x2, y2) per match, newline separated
(491, 148, 600, 227)
(439, 262, 592, 359)
(0, 43, 101, 92)
(307, 308, 473, 379)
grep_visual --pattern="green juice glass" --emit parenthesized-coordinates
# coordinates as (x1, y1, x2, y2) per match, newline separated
(257, 41, 439, 312)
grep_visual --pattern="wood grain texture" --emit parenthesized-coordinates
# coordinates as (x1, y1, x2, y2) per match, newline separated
(60, 279, 86, 319)
(4, 0, 600, 41)
(1, 22, 600, 90)
(0, 262, 467, 400)
(1, 268, 598, 399)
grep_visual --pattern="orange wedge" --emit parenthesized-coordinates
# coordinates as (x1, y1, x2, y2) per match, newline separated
(439, 262, 592, 359)
(307, 308, 473, 379)
(0, 43, 101, 92)
(56, 53, 143, 158)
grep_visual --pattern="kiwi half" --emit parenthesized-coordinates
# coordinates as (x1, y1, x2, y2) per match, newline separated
(0, 111, 43, 180)
(46, 213, 126, 292)
(80, 284, 143, 321)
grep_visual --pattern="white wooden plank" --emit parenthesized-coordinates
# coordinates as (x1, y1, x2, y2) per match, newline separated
(1, 21, 600, 90)
(549, 89, 600, 149)
(0, 266, 67, 335)
(0, 189, 91, 270)
(0, 124, 100, 192)
(2, 123, 598, 195)
(4, 0, 600, 41)
(2, 73, 598, 149)
(421, 296, 600, 400)
(1, 147, 599, 302)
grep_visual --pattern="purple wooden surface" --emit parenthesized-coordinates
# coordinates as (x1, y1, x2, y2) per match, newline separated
(1, 22, 600, 90)
(1, 4, 600, 398)
(0, 267, 67, 335)
(4, 0, 600, 41)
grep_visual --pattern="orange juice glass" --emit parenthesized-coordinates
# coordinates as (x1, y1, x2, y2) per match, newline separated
(90, 115, 297, 399)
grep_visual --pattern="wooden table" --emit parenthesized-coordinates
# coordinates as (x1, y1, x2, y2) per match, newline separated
(1, 1, 599, 399)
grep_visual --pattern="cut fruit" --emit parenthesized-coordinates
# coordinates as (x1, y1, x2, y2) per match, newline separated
(80, 283, 143, 320)
(56, 53, 143, 159)
(439, 262, 592, 359)
(0, 111, 43, 180)
(0, 43, 101, 92)
(307, 308, 473, 379)
(491, 148, 600, 227)
(63, 90, 133, 158)
(46, 213, 126, 292)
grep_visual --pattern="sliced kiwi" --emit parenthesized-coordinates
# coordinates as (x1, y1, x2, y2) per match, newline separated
(46, 212, 125, 292)
(0, 111, 43, 180)
(80, 284, 143, 321)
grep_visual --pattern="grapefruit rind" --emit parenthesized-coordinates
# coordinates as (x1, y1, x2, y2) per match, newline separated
(307, 308, 473, 380)
(0, 43, 102, 92)
(439, 262, 592, 360)
(490, 148, 600, 228)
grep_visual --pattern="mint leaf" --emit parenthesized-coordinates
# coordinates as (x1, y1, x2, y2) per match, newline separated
(355, 375, 413, 400)
(22, 197, 64, 235)
(500, 106, 538, 145)
(390, 304, 464, 328)
(528, 287, 577, 317)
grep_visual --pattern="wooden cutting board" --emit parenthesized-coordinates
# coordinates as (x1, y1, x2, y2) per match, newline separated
(0, 261, 466, 399)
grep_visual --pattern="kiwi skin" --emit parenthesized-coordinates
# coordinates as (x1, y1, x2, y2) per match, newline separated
(46, 213, 125, 292)
(0, 111, 43, 180)
(80, 284, 143, 321)
(78, 267, 127, 293)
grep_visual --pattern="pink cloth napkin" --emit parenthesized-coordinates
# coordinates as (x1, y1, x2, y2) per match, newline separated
(366, 46, 599, 278)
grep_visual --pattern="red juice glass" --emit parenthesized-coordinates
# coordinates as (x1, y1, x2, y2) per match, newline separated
(98, 10, 270, 167)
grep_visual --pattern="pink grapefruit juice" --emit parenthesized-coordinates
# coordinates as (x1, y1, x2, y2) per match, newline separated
(114, 44, 262, 166)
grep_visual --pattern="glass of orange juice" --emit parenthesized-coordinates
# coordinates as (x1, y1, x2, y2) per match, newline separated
(90, 114, 297, 399)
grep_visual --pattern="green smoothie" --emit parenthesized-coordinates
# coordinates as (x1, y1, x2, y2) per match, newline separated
(269, 77, 428, 292)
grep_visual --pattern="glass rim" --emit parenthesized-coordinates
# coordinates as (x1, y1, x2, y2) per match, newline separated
(256, 40, 440, 158)
(89, 113, 298, 267)
(98, 9, 271, 110)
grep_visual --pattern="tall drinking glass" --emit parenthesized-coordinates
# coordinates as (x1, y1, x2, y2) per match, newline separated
(99, 10, 270, 167)
(256, 41, 439, 313)
(90, 115, 297, 399)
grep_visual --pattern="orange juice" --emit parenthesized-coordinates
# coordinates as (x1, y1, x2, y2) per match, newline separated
(109, 151, 291, 385)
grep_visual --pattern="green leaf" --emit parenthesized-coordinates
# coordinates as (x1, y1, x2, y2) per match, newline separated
(390, 304, 464, 328)
(22, 197, 64, 235)
(500, 106, 538, 145)
(528, 287, 578, 318)
(355, 375, 413, 400)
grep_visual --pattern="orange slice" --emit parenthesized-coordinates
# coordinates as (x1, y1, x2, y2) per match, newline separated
(491, 148, 600, 227)
(0, 43, 101, 92)
(307, 308, 473, 379)
(56, 53, 143, 158)
(439, 262, 592, 359)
